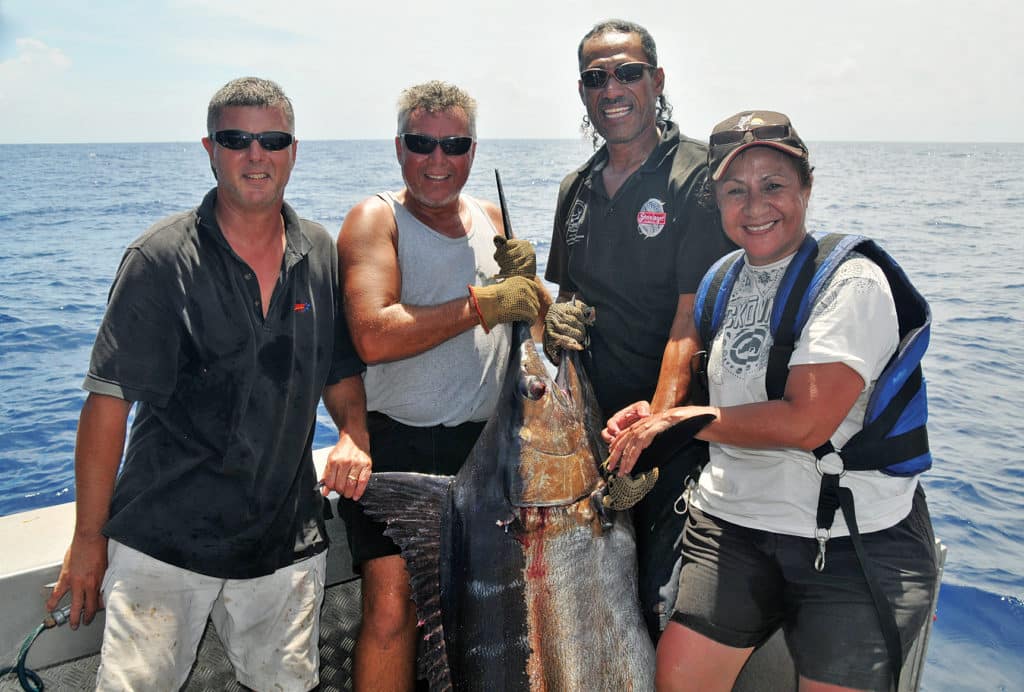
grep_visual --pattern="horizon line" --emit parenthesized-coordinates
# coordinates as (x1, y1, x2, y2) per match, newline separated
(2, 137, 1022, 146)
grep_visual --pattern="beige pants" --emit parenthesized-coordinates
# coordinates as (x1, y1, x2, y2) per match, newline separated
(96, 540, 326, 692)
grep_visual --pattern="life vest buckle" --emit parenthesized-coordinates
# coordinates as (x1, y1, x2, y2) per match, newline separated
(673, 472, 700, 516)
(816, 451, 845, 477)
(814, 527, 830, 572)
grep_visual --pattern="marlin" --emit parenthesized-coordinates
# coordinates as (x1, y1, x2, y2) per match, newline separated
(358, 170, 714, 690)
(358, 322, 655, 690)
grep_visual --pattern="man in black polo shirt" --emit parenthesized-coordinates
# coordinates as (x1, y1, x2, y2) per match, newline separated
(544, 20, 735, 643)
(45, 77, 367, 692)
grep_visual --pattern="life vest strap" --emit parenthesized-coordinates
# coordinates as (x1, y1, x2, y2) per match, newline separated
(814, 442, 903, 688)
(840, 427, 930, 473)
(842, 366, 930, 474)
(765, 343, 793, 401)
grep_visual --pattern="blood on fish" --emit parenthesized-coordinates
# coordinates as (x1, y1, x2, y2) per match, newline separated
(523, 508, 550, 580)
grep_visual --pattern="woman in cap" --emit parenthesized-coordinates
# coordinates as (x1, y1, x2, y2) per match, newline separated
(603, 111, 938, 691)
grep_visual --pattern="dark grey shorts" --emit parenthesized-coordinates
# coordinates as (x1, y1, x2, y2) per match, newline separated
(671, 485, 937, 689)
(337, 412, 484, 568)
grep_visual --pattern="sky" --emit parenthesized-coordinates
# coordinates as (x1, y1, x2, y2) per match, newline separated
(0, 0, 1019, 144)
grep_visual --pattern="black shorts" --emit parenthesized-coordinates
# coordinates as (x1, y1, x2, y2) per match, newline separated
(337, 412, 485, 568)
(671, 485, 938, 689)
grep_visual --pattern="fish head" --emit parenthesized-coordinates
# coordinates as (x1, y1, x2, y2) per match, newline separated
(504, 324, 605, 508)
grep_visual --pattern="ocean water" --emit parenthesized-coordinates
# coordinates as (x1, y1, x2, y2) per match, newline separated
(0, 139, 1021, 689)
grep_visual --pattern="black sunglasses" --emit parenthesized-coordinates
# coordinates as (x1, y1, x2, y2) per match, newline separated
(710, 125, 792, 148)
(579, 62, 652, 89)
(401, 133, 474, 156)
(211, 130, 294, 151)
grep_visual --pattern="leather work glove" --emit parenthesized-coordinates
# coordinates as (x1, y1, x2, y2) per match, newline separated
(493, 236, 536, 278)
(543, 299, 595, 363)
(468, 276, 540, 332)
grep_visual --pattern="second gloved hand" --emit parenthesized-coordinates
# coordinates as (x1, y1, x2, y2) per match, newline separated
(469, 276, 540, 331)
(543, 300, 595, 363)
(492, 236, 536, 278)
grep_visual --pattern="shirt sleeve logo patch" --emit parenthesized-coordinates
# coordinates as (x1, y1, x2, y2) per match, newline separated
(637, 198, 667, 238)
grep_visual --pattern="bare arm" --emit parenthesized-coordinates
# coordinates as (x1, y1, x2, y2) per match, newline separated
(603, 294, 699, 442)
(320, 374, 372, 500)
(607, 361, 865, 474)
(46, 393, 131, 628)
(649, 294, 699, 413)
(338, 197, 480, 364)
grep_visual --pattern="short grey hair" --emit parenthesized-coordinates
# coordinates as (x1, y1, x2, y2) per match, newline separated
(396, 81, 477, 137)
(206, 77, 295, 135)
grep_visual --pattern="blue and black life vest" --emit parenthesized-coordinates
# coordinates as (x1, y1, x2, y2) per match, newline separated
(695, 231, 931, 478)
(693, 231, 933, 685)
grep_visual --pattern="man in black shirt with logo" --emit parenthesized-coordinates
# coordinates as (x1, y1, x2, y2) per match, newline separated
(545, 20, 735, 642)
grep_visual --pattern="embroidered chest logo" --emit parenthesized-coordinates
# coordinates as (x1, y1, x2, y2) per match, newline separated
(565, 199, 587, 246)
(293, 302, 311, 313)
(636, 198, 667, 238)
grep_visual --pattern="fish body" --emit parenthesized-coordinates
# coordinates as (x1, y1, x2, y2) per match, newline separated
(360, 324, 655, 691)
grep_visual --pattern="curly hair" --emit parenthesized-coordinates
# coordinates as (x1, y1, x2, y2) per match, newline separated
(577, 19, 673, 149)
(396, 80, 477, 137)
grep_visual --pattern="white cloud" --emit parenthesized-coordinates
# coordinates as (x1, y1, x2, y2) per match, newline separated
(0, 38, 77, 139)
(0, 37, 71, 81)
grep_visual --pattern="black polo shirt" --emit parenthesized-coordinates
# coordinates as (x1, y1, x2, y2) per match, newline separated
(546, 123, 736, 414)
(85, 188, 364, 578)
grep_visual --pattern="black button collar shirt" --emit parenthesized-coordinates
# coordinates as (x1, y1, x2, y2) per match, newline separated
(546, 123, 735, 415)
(85, 188, 364, 578)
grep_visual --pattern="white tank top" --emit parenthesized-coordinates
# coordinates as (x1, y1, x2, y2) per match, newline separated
(362, 192, 512, 426)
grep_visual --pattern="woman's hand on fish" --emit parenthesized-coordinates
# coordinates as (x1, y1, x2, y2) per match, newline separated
(321, 430, 373, 501)
(602, 400, 652, 445)
(606, 406, 716, 476)
(605, 408, 677, 475)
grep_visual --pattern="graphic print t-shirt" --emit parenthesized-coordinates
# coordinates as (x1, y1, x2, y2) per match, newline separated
(691, 252, 919, 537)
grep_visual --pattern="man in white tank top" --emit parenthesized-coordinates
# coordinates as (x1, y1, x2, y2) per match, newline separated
(327, 81, 545, 692)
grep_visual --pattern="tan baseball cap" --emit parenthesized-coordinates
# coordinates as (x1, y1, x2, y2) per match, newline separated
(708, 110, 808, 181)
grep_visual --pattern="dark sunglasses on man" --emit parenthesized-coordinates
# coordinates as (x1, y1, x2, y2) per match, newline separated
(211, 130, 294, 151)
(579, 62, 652, 89)
(400, 133, 474, 156)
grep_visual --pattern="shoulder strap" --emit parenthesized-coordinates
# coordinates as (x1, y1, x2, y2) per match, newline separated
(695, 249, 745, 348)
(766, 233, 864, 399)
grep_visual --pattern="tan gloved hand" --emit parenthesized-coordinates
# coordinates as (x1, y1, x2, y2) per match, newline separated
(492, 236, 536, 278)
(468, 276, 540, 331)
(543, 300, 595, 363)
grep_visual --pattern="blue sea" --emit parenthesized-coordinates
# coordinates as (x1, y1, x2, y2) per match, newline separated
(0, 139, 1021, 689)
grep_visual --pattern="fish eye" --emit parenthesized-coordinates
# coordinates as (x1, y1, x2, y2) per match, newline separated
(518, 375, 547, 400)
